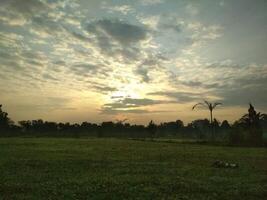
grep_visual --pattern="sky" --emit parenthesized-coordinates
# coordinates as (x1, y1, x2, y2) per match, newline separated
(0, 0, 267, 125)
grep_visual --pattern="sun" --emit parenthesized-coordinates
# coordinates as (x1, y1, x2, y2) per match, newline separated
(111, 88, 140, 99)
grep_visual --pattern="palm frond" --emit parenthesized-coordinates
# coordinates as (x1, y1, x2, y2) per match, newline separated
(260, 113, 267, 120)
(204, 100, 211, 107)
(212, 102, 222, 109)
(241, 114, 249, 120)
(192, 103, 205, 110)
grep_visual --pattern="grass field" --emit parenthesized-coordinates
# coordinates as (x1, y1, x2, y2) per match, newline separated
(0, 138, 266, 200)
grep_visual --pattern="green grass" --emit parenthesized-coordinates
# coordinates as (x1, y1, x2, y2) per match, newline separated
(0, 138, 266, 200)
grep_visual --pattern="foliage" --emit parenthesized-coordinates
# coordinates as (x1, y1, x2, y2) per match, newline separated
(192, 100, 222, 123)
(230, 104, 264, 146)
(0, 105, 14, 132)
(192, 100, 222, 140)
(147, 120, 157, 139)
(1, 103, 267, 146)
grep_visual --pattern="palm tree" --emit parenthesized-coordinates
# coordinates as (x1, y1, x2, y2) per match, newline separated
(192, 100, 222, 124)
(192, 100, 222, 140)
(238, 103, 263, 145)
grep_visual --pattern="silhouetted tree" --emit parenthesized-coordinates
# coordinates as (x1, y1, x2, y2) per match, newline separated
(147, 120, 157, 140)
(192, 100, 222, 140)
(189, 119, 210, 139)
(240, 104, 263, 146)
(213, 118, 220, 134)
(158, 120, 184, 137)
(221, 120, 230, 130)
(0, 105, 13, 132)
(218, 120, 231, 140)
(229, 104, 264, 146)
(99, 121, 115, 137)
(115, 118, 128, 136)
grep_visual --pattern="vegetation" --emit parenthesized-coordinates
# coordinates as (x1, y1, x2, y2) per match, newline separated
(192, 100, 222, 140)
(0, 104, 13, 131)
(230, 104, 265, 146)
(1, 103, 267, 199)
(0, 103, 267, 146)
(147, 120, 157, 140)
(0, 138, 266, 200)
(192, 101, 222, 124)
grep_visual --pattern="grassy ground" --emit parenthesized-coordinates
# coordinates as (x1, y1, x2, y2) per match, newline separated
(0, 138, 266, 200)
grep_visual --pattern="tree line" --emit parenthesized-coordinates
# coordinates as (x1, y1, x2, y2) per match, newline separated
(0, 104, 266, 146)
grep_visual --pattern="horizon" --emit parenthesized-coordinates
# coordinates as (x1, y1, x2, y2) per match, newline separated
(0, 0, 267, 125)
(1, 102, 263, 126)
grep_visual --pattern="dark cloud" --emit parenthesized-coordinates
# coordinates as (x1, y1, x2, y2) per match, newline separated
(135, 66, 150, 82)
(181, 80, 220, 89)
(85, 19, 148, 61)
(205, 62, 241, 69)
(30, 15, 64, 37)
(0, 59, 22, 71)
(104, 97, 174, 109)
(0, 0, 50, 27)
(42, 73, 58, 81)
(215, 76, 267, 108)
(100, 107, 150, 114)
(84, 80, 117, 94)
(0, 0, 79, 37)
(134, 58, 164, 83)
(0, 0, 47, 16)
(101, 107, 172, 115)
(148, 91, 204, 103)
(160, 23, 182, 32)
(71, 31, 91, 42)
(101, 97, 175, 114)
(93, 85, 117, 93)
(87, 19, 147, 45)
(69, 63, 111, 78)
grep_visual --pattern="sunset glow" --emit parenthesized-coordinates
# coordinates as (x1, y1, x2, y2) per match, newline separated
(0, 0, 266, 124)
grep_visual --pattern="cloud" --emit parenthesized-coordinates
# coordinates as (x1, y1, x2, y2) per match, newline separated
(15, 96, 75, 112)
(148, 91, 204, 103)
(102, 4, 134, 15)
(140, 0, 164, 6)
(134, 57, 167, 83)
(1, 0, 266, 123)
(160, 23, 182, 33)
(135, 66, 150, 82)
(213, 64, 267, 108)
(30, 16, 64, 38)
(71, 63, 100, 75)
(93, 85, 117, 93)
(100, 97, 175, 114)
(180, 80, 220, 89)
(101, 107, 150, 114)
(86, 19, 147, 45)
(70, 31, 91, 42)
(83, 18, 150, 62)
(186, 3, 199, 16)
(104, 97, 173, 108)
(0, 0, 47, 26)
(216, 86, 267, 108)
(42, 73, 58, 81)
(1, 0, 47, 15)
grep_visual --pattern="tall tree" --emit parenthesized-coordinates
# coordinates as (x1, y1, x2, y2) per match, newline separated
(239, 103, 263, 146)
(147, 120, 157, 140)
(0, 104, 13, 131)
(192, 100, 222, 140)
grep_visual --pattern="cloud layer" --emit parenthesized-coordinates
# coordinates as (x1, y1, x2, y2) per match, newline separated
(0, 0, 266, 124)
